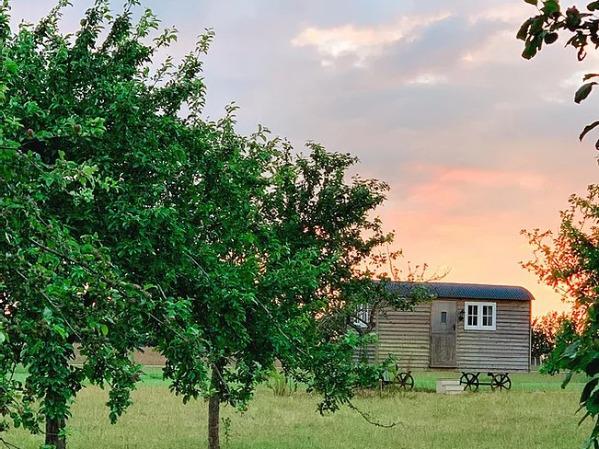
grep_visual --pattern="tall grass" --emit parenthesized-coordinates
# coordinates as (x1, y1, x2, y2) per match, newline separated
(4, 371, 588, 449)
(266, 369, 298, 396)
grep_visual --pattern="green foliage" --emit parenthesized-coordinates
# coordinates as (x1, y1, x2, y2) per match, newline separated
(518, 5, 599, 446)
(0, 101, 148, 447)
(519, 0, 599, 148)
(0, 0, 208, 445)
(0, 1, 426, 448)
(523, 185, 599, 448)
(531, 311, 581, 359)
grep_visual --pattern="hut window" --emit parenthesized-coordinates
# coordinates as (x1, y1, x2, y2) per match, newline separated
(441, 311, 447, 324)
(466, 304, 478, 326)
(464, 302, 496, 330)
(482, 305, 494, 327)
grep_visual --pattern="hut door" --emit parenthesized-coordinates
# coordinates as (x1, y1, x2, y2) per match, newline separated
(430, 301, 457, 368)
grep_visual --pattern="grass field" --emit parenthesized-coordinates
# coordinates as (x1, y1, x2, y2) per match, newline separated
(5, 369, 590, 449)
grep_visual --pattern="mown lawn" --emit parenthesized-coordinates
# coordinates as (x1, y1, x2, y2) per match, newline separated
(5, 369, 590, 449)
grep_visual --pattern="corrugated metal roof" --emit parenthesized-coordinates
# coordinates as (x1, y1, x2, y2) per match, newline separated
(387, 281, 534, 301)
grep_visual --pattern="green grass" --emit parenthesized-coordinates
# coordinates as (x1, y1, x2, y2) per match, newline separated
(5, 370, 590, 449)
(409, 370, 588, 392)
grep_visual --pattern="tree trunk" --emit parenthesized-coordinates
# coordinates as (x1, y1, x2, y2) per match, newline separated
(45, 416, 66, 449)
(208, 391, 220, 449)
(208, 362, 223, 449)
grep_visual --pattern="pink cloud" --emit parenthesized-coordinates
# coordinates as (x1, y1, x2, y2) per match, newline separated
(404, 164, 546, 207)
(380, 205, 568, 317)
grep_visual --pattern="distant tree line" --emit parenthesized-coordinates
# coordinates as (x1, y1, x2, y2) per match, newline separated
(530, 310, 583, 361)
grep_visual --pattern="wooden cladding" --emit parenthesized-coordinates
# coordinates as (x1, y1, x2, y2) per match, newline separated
(372, 299, 531, 372)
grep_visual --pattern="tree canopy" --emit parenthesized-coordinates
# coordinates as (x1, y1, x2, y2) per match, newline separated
(519, 2, 599, 447)
(0, 2, 421, 448)
(522, 188, 599, 448)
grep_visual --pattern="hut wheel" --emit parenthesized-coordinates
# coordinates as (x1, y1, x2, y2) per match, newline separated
(396, 372, 415, 391)
(492, 373, 512, 391)
(460, 372, 479, 392)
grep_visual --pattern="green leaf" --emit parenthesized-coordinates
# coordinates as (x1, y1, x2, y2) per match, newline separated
(82, 165, 98, 178)
(52, 324, 68, 339)
(542, 0, 560, 14)
(581, 378, 599, 403)
(3, 59, 17, 74)
(524, 0, 538, 4)
(81, 243, 94, 254)
(580, 121, 599, 140)
(522, 43, 538, 59)
(588, 1, 599, 11)
(100, 324, 109, 336)
(564, 341, 581, 358)
(575, 82, 597, 103)
(517, 18, 533, 41)
(42, 306, 53, 323)
(544, 32, 559, 44)
(530, 16, 544, 34)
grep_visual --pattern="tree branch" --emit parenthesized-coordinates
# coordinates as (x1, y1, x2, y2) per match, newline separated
(346, 401, 399, 428)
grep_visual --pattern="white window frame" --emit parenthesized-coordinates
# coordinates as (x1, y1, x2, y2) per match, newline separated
(352, 304, 370, 329)
(464, 301, 496, 331)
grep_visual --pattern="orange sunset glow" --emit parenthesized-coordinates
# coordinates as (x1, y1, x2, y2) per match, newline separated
(14, 0, 598, 318)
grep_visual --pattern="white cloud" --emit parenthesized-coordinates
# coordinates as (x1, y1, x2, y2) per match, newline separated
(406, 73, 448, 86)
(468, 4, 531, 25)
(459, 29, 519, 66)
(291, 13, 451, 67)
(560, 70, 593, 88)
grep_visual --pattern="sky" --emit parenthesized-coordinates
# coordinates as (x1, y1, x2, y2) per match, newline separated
(10, 0, 599, 316)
